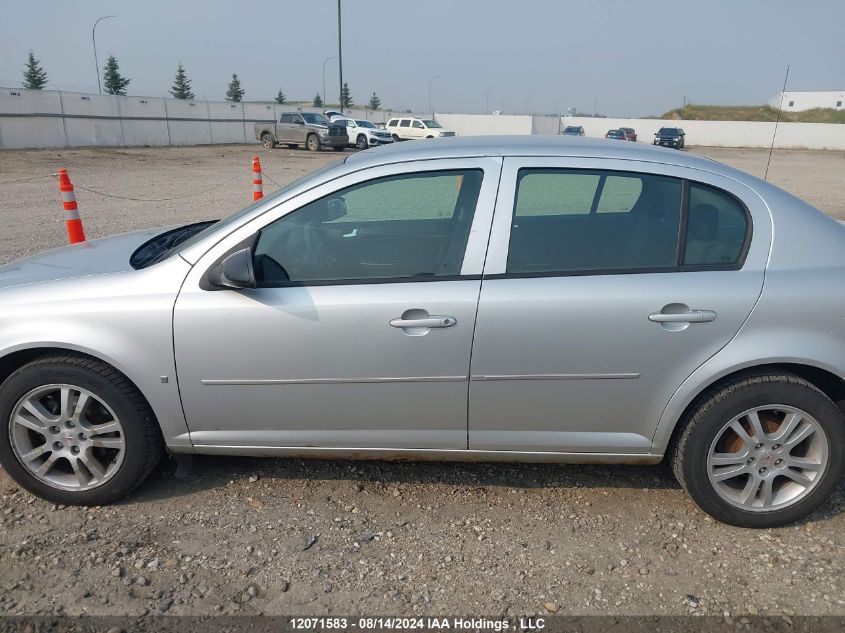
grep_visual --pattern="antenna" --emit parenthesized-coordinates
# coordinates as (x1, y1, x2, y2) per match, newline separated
(765, 65, 790, 181)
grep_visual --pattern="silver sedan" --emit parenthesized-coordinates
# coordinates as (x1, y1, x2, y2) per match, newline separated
(1, 136, 843, 528)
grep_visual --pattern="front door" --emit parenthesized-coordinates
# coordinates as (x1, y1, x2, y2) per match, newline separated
(174, 158, 501, 450)
(469, 157, 770, 454)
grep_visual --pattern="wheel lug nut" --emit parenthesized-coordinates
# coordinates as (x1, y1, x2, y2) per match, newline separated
(772, 444, 780, 450)
(71, 446, 80, 454)
(759, 467, 767, 475)
(775, 459, 783, 466)
(53, 441, 63, 450)
(65, 420, 75, 428)
(746, 458, 754, 465)
(78, 433, 87, 441)
(50, 426, 60, 434)
(755, 443, 763, 449)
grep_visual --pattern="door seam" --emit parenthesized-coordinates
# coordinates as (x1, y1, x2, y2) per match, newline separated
(465, 157, 506, 449)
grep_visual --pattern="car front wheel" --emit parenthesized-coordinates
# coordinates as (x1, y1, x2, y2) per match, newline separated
(356, 134, 368, 150)
(671, 371, 844, 528)
(0, 354, 164, 505)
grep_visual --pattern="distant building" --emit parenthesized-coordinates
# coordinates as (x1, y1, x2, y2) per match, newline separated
(767, 90, 845, 112)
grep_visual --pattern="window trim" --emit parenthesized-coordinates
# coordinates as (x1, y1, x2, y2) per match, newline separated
(495, 167, 752, 280)
(251, 168, 487, 288)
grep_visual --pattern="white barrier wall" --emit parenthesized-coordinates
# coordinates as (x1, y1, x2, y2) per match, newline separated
(3, 87, 845, 150)
(434, 114, 533, 136)
(561, 117, 845, 151)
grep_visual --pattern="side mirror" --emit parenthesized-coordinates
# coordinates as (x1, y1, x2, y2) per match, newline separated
(208, 247, 256, 289)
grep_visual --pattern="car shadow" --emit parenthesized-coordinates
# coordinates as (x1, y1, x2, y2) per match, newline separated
(121, 453, 845, 526)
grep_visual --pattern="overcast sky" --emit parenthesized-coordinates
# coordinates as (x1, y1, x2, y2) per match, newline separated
(1, 0, 843, 116)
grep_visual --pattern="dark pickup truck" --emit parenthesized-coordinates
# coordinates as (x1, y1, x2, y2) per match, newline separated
(255, 111, 348, 152)
(653, 127, 686, 149)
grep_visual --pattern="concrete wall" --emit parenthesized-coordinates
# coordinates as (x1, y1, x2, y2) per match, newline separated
(561, 116, 845, 150)
(434, 114, 534, 136)
(3, 87, 845, 150)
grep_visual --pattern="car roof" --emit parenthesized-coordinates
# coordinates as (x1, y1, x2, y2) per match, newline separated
(343, 135, 757, 184)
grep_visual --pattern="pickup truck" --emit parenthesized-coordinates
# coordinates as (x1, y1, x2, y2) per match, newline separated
(255, 112, 348, 152)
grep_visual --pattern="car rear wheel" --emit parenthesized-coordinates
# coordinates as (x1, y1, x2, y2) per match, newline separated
(306, 134, 320, 152)
(0, 354, 164, 505)
(670, 372, 844, 528)
(356, 134, 368, 150)
(392, 134, 400, 142)
(261, 133, 275, 149)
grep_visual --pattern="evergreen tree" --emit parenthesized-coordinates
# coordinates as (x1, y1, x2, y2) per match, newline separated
(22, 51, 48, 90)
(225, 73, 244, 102)
(340, 82, 353, 109)
(169, 62, 194, 99)
(275, 88, 287, 104)
(102, 55, 130, 95)
(367, 92, 381, 110)
(312, 93, 323, 108)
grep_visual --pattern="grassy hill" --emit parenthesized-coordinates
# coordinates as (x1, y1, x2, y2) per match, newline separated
(660, 104, 845, 123)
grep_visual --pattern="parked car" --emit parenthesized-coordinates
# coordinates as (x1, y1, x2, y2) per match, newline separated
(385, 117, 456, 141)
(605, 129, 627, 140)
(561, 126, 585, 136)
(619, 127, 637, 142)
(1, 136, 843, 529)
(330, 117, 394, 149)
(654, 127, 686, 149)
(254, 111, 348, 152)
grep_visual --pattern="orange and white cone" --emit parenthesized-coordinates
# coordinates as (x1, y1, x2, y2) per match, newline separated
(57, 168, 86, 244)
(252, 156, 264, 201)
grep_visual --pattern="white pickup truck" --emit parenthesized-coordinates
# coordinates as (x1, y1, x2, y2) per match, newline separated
(385, 117, 456, 141)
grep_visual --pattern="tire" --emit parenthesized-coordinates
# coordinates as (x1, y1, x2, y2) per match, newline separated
(306, 134, 320, 152)
(392, 134, 401, 142)
(356, 134, 368, 150)
(0, 354, 164, 505)
(260, 133, 275, 149)
(426, 135, 434, 139)
(670, 371, 845, 528)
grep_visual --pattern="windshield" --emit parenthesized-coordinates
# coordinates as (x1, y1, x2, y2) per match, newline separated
(355, 120, 376, 128)
(302, 113, 330, 125)
(422, 120, 442, 128)
(659, 128, 680, 135)
(564, 127, 580, 133)
(151, 158, 346, 264)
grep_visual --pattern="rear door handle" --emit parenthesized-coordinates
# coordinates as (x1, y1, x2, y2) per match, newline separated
(390, 316, 457, 329)
(649, 309, 717, 323)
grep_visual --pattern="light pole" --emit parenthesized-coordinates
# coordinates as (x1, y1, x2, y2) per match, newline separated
(485, 86, 497, 114)
(92, 15, 116, 95)
(322, 56, 337, 105)
(428, 75, 442, 119)
(337, 0, 344, 113)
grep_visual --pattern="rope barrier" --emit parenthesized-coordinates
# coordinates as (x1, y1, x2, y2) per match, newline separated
(0, 174, 56, 185)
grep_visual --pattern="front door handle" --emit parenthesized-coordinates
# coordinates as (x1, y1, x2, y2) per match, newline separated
(649, 309, 717, 323)
(389, 315, 457, 329)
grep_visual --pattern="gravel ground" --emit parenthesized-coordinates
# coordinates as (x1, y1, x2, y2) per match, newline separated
(0, 143, 844, 618)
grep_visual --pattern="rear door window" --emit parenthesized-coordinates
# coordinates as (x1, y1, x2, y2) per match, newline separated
(507, 169, 682, 274)
(683, 183, 748, 266)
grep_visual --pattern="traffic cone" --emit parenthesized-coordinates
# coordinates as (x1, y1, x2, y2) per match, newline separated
(252, 156, 264, 201)
(57, 168, 86, 244)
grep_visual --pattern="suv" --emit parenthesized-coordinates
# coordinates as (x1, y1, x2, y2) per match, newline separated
(619, 127, 637, 142)
(385, 117, 456, 141)
(561, 125, 585, 136)
(330, 117, 394, 149)
(254, 112, 348, 152)
(654, 127, 686, 149)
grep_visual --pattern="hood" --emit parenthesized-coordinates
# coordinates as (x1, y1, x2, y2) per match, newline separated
(0, 227, 174, 290)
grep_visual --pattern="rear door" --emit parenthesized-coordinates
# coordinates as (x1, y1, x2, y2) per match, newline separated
(468, 157, 770, 455)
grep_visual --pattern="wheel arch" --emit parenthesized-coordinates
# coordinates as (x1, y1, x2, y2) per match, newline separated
(658, 361, 845, 457)
(0, 345, 170, 445)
